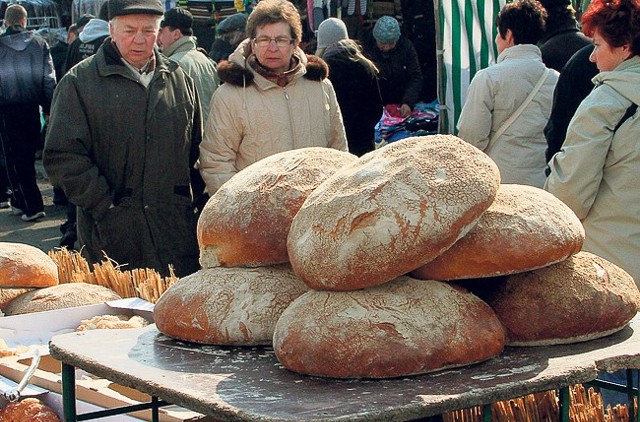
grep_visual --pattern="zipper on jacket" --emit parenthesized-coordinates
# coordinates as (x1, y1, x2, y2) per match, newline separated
(284, 89, 295, 149)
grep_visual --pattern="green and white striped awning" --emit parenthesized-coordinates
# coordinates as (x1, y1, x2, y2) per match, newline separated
(436, 0, 507, 134)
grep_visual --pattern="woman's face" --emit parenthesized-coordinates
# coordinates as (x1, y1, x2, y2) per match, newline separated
(252, 22, 299, 74)
(590, 29, 632, 72)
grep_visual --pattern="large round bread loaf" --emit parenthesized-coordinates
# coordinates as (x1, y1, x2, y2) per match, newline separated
(197, 148, 356, 268)
(287, 135, 501, 291)
(4, 283, 121, 316)
(473, 252, 640, 346)
(0, 242, 58, 288)
(154, 265, 309, 345)
(411, 184, 585, 280)
(273, 276, 506, 379)
(0, 398, 60, 422)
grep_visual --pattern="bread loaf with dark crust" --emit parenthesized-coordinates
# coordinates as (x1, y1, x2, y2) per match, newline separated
(287, 135, 501, 291)
(273, 276, 506, 379)
(197, 147, 357, 268)
(4, 283, 121, 316)
(473, 251, 640, 346)
(0, 242, 58, 288)
(411, 184, 585, 280)
(0, 398, 61, 421)
(154, 265, 309, 345)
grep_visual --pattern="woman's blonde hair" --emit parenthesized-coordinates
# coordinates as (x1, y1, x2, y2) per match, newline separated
(246, 0, 303, 41)
(322, 39, 379, 78)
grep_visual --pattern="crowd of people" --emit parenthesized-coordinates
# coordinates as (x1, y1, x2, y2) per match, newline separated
(2, 0, 640, 298)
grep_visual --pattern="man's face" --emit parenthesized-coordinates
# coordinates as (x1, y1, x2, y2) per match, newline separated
(157, 26, 180, 50)
(110, 14, 160, 68)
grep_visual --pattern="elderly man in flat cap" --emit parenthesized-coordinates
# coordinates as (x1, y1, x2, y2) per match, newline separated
(44, 0, 204, 277)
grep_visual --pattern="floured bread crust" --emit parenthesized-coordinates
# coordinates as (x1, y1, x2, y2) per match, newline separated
(0, 242, 59, 288)
(474, 251, 640, 346)
(274, 276, 505, 379)
(412, 184, 585, 280)
(0, 398, 61, 421)
(154, 265, 309, 345)
(197, 148, 356, 268)
(287, 135, 501, 291)
(76, 314, 149, 331)
(4, 283, 121, 316)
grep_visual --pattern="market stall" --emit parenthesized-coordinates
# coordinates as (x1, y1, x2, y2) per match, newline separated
(49, 316, 640, 421)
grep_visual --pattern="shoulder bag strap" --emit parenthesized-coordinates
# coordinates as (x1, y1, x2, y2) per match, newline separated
(489, 68, 551, 144)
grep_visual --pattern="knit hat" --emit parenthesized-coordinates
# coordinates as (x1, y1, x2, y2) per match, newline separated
(373, 15, 401, 44)
(316, 18, 348, 50)
(161, 7, 193, 31)
(216, 13, 247, 34)
(108, 0, 164, 19)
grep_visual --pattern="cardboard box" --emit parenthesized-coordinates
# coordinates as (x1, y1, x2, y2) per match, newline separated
(0, 299, 211, 422)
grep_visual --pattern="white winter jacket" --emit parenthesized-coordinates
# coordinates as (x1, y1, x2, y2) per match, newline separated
(457, 44, 558, 187)
(199, 40, 348, 193)
(545, 56, 640, 286)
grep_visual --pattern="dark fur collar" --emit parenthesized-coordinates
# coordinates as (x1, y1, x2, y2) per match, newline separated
(218, 54, 329, 86)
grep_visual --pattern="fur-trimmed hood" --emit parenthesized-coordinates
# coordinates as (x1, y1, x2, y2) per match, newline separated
(217, 38, 328, 87)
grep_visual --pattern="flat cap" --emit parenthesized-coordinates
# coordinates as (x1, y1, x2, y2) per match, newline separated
(161, 7, 193, 30)
(216, 13, 247, 34)
(109, 0, 164, 19)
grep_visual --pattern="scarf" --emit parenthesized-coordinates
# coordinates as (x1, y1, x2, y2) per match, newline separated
(247, 53, 302, 87)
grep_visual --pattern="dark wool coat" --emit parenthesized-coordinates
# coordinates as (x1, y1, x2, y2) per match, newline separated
(362, 34, 423, 107)
(544, 44, 599, 163)
(323, 45, 382, 156)
(539, 21, 591, 72)
(44, 38, 203, 277)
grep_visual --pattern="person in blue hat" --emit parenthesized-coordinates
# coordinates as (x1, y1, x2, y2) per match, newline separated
(362, 15, 423, 117)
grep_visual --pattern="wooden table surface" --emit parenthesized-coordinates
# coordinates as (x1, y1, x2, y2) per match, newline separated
(49, 314, 640, 421)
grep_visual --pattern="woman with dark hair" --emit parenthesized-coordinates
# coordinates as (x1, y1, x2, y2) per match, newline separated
(545, 0, 640, 286)
(457, 0, 558, 187)
(199, 0, 347, 194)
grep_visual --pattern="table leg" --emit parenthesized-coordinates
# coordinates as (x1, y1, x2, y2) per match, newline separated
(559, 387, 570, 422)
(61, 362, 77, 422)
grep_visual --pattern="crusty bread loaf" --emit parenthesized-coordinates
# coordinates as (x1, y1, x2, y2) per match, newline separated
(0, 398, 61, 422)
(0, 242, 58, 288)
(4, 283, 121, 316)
(0, 288, 33, 310)
(287, 135, 501, 291)
(197, 147, 357, 268)
(472, 251, 640, 346)
(411, 184, 585, 280)
(154, 265, 309, 345)
(273, 276, 506, 379)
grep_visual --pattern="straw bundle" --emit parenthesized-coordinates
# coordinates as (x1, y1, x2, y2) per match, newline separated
(443, 385, 636, 422)
(48, 248, 178, 303)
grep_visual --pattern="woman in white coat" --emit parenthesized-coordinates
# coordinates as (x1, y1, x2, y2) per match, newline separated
(457, 0, 558, 188)
(545, 0, 640, 286)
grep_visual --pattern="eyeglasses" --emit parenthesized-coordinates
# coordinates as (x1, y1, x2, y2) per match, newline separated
(253, 36, 294, 49)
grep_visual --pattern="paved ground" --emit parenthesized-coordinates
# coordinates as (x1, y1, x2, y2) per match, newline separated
(0, 159, 67, 253)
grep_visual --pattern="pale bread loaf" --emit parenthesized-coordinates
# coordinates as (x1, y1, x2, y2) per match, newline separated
(471, 251, 640, 346)
(0, 288, 33, 310)
(4, 283, 121, 316)
(154, 265, 309, 345)
(412, 184, 585, 280)
(273, 276, 506, 379)
(0, 398, 60, 422)
(0, 242, 58, 288)
(287, 135, 501, 291)
(197, 147, 357, 268)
